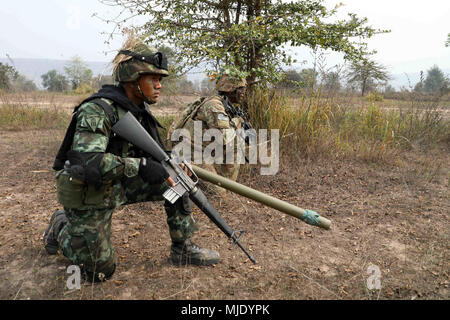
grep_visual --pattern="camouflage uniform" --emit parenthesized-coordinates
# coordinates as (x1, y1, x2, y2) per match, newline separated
(167, 74, 247, 195)
(45, 43, 208, 281)
(54, 97, 198, 280)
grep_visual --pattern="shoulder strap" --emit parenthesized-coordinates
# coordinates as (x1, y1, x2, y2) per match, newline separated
(170, 96, 207, 131)
(52, 99, 120, 171)
(89, 98, 118, 124)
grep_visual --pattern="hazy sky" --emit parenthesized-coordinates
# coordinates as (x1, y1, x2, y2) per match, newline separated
(1, 0, 449, 76)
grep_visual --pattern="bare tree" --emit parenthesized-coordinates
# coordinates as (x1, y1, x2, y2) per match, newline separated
(346, 58, 390, 96)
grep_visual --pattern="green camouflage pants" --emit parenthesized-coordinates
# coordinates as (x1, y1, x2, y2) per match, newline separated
(57, 177, 198, 277)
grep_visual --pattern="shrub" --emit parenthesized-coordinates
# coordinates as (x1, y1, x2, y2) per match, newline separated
(365, 91, 384, 102)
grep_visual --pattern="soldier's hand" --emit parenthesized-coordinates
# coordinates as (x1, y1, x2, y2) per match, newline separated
(180, 163, 193, 177)
(139, 158, 169, 185)
(167, 176, 176, 187)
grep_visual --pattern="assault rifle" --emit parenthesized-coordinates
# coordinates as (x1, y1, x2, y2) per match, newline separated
(223, 96, 256, 163)
(223, 96, 254, 137)
(112, 112, 332, 264)
(112, 112, 256, 263)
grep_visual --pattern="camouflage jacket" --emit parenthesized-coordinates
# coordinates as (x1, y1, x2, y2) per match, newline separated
(55, 85, 166, 209)
(167, 94, 245, 181)
(71, 98, 142, 180)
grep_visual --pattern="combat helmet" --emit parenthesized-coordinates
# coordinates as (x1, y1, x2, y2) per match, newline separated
(113, 41, 169, 83)
(215, 70, 247, 93)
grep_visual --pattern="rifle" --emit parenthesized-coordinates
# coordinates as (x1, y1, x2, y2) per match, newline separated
(112, 112, 256, 263)
(222, 96, 256, 163)
(223, 96, 254, 136)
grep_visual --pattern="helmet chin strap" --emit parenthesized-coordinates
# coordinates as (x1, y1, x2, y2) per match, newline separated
(134, 81, 154, 105)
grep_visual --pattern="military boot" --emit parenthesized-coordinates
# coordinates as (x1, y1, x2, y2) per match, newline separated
(43, 209, 68, 255)
(170, 239, 220, 266)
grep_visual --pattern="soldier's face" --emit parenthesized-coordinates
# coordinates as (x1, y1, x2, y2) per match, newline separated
(236, 87, 246, 102)
(137, 74, 162, 103)
(229, 86, 246, 104)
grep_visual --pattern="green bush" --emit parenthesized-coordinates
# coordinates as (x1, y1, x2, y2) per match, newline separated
(365, 91, 384, 102)
(72, 83, 95, 95)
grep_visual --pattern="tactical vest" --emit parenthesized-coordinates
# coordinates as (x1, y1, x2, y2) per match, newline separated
(55, 84, 168, 210)
(54, 98, 134, 210)
(166, 95, 224, 148)
(166, 95, 243, 187)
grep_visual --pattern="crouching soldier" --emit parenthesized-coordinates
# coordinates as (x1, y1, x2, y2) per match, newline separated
(43, 38, 220, 283)
(167, 70, 252, 196)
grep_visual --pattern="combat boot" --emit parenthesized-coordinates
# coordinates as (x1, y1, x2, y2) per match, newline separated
(43, 209, 68, 255)
(170, 239, 220, 266)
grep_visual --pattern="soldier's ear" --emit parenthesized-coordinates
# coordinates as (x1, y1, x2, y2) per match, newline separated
(121, 82, 131, 91)
(122, 81, 140, 98)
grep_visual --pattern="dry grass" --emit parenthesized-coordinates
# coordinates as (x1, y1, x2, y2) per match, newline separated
(0, 104, 69, 131)
(2, 89, 448, 163)
(0, 91, 448, 300)
(246, 88, 450, 163)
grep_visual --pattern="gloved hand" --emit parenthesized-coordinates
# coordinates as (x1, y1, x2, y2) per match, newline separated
(139, 157, 170, 185)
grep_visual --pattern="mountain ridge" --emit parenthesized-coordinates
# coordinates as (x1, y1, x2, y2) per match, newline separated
(1, 57, 448, 90)
(0, 58, 112, 89)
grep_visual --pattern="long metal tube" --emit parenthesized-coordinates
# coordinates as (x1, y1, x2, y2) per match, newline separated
(192, 165, 332, 230)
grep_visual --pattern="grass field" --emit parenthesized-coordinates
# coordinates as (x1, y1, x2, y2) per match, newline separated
(0, 91, 448, 300)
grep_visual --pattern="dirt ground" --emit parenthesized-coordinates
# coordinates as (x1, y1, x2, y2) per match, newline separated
(0, 92, 198, 117)
(0, 112, 448, 300)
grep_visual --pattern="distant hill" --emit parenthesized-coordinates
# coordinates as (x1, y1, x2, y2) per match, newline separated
(0, 58, 112, 89)
(1, 57, 448, 91)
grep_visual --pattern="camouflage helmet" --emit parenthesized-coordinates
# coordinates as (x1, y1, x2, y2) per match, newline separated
(215, 72, 247, 93)
(113, 43, 169, 83)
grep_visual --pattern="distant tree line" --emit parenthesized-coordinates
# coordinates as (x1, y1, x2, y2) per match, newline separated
(278, 60, 448, 97)
(40, 55, 101, 94)
(277, 60, 388, 96)
(0, 62, 38, 92)
(413, 65, 449, 94)
(40, 47, 197, 95)
(1, 51, 448, 98)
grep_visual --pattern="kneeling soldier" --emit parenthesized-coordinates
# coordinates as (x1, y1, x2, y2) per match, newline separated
(44, 38, 220, 283)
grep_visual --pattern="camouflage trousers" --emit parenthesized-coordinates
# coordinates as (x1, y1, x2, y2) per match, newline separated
(57, 176, 198, 277)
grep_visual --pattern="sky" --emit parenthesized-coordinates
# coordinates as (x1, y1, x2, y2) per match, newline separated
(0, 0, 449, 83)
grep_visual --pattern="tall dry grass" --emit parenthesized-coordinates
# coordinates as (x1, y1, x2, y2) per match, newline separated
(0, 92, 73, 130)
(1, 90, 448, 163)
(246, 87, 449, 162)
